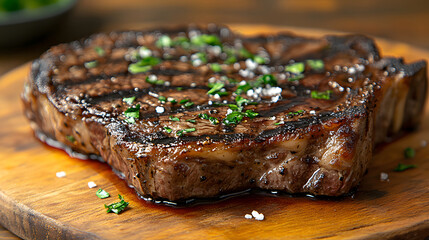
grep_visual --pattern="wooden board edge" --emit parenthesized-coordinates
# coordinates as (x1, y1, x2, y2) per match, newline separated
(0, 191, 101, 240)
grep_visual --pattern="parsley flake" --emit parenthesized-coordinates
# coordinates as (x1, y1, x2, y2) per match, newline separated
(210, 63, 222, 73)
(104, 194, 129, 214)
(123, 96, 136, 105)
(176, 128, 196, 136)
(225, 56, 237, 64)
(394, 163, 417, 172)
(156, 35, 173, 48)
(183, 101, 194, 108)
(179, 99, 189, 104)
(169, 116, 180, 121)
(186, 119, 197, 123)
(191, 34, 221, 46)
(94, 46, 106, 57)
(285, 62, 305, 74)
(311, 90, 332, 100)
(158, 96, 167, 103)
(84, 60, 98, 69)
(404, 147, 416, 159)
(129, 56, 161, 74)
(96, 189, 110, 199)
(306, 59, 324, 71)
(124, 104, 140, 123)
(146, 76, 165, 85)
(163, 126, 172, 133)
(258, 74, 277, 86)
(207, 82, 225, 95)
(288, 74, 304, 81)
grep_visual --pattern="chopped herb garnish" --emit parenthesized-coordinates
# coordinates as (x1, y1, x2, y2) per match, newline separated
(210, 63, 222, 73)
(245, 109, 259, 118)
(96, 189, 110, 199)
(404, 147, 416, 159)
(163, 126, 172, 133)
(128, 64, 152, 74)
(198, 113, 210, 120)
(158, 96, 167, 103)
(173, 36, 190, 48)
(84, 60, 98, 69)
(104, 194, 129, 214)
(394, 163, 417, 172)
(228, 104, 240, 111)
(285, 62, 305, 74)
(167, 97, 177, 104)
(274, 121, 284, 125)
(198, 113, 219, 125)
(253, 55, 266, 64)
(123, 96, 136, 105)
(192, 52, 207, 64)
(225, 56, 237, 64)
(306, 59, 324, 71)
(176, 87, 183, 91)
(128, 56, 161, 74)
(236, 96, 249, 107)
(179, 99, 189, 104)
(169, 116, 180, 121)
(66, 135, 75, 143)
(239, 48, 253, 59)
(191, 34, 221, 46)
(258, 74, 277, 86)
(288, 110, 304, 115)
(186, 119, 196, 123)
(176, 128, 196, 136)
(288, 74, 305, 81)
(156, 35, 173, 48)
(223, 111, 245, 125)
(207, 82, 225, 95)
(311, 90, 332, 100)
(183, 101, 194, 108)
(235, 83, 252, 95)
(138, 56, 161, 66)
(94, 46, 106, 57)
(124, 117, 135, 124)
(124, 104, 140, 122)
(209, 117, 219, 125)
(145, 76, 165, 85)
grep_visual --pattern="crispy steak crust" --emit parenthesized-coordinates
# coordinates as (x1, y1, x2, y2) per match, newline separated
(22, 25, 427, 201)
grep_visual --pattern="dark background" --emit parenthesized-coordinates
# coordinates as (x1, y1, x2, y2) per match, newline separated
(1, 0, 428, 238)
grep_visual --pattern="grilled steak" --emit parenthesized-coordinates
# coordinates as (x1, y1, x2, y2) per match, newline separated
(22, 25, 427, 202)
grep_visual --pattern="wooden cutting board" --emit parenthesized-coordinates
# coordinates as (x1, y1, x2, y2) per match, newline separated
(0, 25, 428, 240)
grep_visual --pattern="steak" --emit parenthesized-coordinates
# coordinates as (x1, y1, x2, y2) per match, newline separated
(22, 25, 427, 202)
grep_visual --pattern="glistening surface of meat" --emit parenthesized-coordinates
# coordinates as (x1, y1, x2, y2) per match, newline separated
(22, 25, 427, 202)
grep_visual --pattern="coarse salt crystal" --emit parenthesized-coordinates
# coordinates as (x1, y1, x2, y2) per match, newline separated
(155, 106, 165, 114)
(56, 171, 66, 178)
(251, 210, 259, 218)
(233, 62, 241, 70)
(245, 214, 252, 219)
(245, 59, 258, 70)
(88, 181, 97, 188)
(380, 172, 389, 182)
(138, 47, 152, 58)
(309, 110, 316, 115)
(190, 82, 197, 87)
(255, 213, 264, 221)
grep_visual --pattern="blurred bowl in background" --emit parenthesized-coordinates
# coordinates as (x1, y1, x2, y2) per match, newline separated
(0, 0, 78, 47)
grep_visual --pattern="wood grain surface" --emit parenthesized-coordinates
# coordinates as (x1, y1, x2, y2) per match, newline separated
(0, 26, 428, 240)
